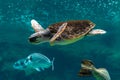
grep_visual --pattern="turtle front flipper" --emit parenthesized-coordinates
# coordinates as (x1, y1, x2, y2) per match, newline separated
(31, 19, 45, 32)
(50, 22, 67, 45)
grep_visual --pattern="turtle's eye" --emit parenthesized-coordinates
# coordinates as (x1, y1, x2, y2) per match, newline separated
(29, 36, 42, 43)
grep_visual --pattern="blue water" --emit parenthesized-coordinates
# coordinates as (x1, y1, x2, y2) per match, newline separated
(0, 0, 120, 80)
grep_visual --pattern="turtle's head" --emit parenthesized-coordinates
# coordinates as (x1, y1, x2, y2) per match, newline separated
(29, 30, 51, 44)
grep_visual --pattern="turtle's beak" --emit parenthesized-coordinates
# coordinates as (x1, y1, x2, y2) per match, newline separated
(28, 32, 42, 44)
(29, 36, 37, 43)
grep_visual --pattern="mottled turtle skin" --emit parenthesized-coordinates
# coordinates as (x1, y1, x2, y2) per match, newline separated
(48, 20, 95, 45)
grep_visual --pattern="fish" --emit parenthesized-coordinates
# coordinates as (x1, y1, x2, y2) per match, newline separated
(78, 60, 111, 80)
(24, 53, 54, 72)
(13, 53, 54, 73)
(13, 58, 36, 75)
(13, 58, 27, 70)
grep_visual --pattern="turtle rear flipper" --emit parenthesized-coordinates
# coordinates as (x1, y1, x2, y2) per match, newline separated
(50, 22, 67, 44)
(31, 19, 45, 32)
(88, 29, 106, 36)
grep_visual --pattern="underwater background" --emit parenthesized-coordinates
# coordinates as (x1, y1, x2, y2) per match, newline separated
(0, 0, 120, 80)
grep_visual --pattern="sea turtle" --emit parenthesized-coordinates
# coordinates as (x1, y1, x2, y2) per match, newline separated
(29, 19, 106, 46)
(78, 60, 111, 80)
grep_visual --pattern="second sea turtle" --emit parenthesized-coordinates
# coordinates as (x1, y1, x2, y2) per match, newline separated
(78, 59, 111, 80)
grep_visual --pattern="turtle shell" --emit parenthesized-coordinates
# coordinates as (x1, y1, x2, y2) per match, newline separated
(48, 20, 95, 40)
